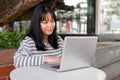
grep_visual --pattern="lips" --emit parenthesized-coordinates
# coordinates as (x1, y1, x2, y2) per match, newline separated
(47, 29, 53, 33)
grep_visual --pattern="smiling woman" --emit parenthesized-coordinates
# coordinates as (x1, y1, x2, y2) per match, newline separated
(13, 4, 64, 68)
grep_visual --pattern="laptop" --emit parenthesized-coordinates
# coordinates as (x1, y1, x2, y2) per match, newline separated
(42, 36, 98, 72)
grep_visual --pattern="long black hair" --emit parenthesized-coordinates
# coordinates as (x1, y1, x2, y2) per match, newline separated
(26, 4, 58, 50)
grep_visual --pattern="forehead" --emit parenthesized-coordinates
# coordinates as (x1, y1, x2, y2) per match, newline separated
(42, 12, 54, 20)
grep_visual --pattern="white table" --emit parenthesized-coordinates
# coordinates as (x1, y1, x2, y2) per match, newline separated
(10, 67, 106, 80)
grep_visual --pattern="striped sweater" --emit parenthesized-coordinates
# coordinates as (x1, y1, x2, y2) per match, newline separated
(14, 36, 64, 68)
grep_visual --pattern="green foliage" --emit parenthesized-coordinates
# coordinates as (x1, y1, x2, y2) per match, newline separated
(0, 30, 26, 49)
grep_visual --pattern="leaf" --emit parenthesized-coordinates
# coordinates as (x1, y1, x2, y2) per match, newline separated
(0, 30, 26, 49)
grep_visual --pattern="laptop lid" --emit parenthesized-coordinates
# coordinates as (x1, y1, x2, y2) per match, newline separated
(58, 36, 98, 71)
(42, 36, 98, 72)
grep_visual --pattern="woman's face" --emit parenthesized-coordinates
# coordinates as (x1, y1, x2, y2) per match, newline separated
(40, 13, 55, 37)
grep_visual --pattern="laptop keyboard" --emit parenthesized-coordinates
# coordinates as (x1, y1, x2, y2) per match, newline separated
(51, 65, 60, 69)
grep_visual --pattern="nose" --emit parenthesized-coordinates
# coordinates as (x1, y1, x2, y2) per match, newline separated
(47, 22, 52, 28)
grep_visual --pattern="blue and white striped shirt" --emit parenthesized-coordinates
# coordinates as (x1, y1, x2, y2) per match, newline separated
(14, 36, 64, 68)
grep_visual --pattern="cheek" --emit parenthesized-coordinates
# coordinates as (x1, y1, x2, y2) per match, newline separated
(40, 24, 45, 31)
(52, 23, 55, 29)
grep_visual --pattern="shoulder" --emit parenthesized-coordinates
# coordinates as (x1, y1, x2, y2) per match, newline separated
(57, 35, 64, 45)
(20, 36, 35, 45)
(57, 35, 63, 41)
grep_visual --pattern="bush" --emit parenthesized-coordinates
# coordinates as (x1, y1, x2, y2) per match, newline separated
(0, 30, 26, 49)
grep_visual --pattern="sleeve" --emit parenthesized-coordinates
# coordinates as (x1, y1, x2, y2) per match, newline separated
(13, 38, 43, 68)
(58, 36, 64, 48)
(56, 35, 64, 57)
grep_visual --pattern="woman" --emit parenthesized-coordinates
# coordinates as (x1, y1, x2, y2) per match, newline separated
(14, 4, 64, 68)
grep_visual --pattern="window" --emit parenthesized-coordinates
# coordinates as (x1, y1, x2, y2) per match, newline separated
(97, 0, 120, 34)
(56, 0, 96, 34)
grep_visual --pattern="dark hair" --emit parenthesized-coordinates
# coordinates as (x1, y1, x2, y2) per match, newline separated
(26, 4, 58, 50)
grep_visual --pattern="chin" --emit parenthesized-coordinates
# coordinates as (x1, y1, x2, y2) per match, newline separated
(47, 33, 53, 35)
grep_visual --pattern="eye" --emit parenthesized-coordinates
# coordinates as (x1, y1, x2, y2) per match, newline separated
(42, 21, 48, 24)
(51, 19, 55, 23)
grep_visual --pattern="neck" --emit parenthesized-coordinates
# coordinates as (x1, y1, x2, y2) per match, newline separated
(43, 36, 49, 45)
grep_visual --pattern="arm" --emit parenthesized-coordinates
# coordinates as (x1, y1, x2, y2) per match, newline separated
(43, 36, 63, 63)
(56, 35, 64, 57)
(43, 56, 61, 63)
(13, 37, 43, 68)
(14, 36, 64, 68)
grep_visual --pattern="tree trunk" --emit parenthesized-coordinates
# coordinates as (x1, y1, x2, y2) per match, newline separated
(0, 0, 44, 26)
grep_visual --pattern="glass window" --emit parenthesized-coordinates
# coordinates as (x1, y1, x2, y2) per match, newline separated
(56, 0, 95, 34)
(99, 0, 120, 34)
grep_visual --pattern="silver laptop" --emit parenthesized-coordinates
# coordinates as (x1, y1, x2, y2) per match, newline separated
(42, 36, 98, 72)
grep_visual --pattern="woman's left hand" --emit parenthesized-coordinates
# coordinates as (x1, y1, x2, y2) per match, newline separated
(43, 56, 61, 63)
